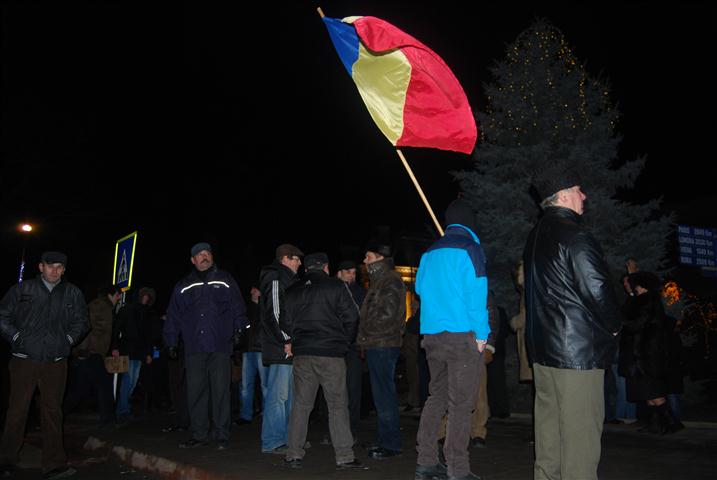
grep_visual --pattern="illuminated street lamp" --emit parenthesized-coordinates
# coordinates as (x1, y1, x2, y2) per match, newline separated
(18, 223, 34, 283)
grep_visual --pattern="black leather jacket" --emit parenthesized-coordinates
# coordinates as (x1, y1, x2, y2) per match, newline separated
(523, 206, 621, 369)
(0, 276, 89, 362)
(283, 270, 359, 357)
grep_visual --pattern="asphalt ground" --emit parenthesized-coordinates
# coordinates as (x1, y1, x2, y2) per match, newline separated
(46, 409, 717, 480)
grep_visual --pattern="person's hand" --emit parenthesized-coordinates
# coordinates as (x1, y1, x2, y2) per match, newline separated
(167, 346, 179, 360)
(146, 355, 153, 365)
(284, 343, 293, 358)
(483, 349, 494, 364)
(476, 339, 487, 353)
(111, 349, 120, 358)
(233, 329, 245, 349)
(11, 332, 27, 355)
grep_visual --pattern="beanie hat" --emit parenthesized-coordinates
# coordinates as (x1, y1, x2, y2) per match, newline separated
(190, 242, 212, 257)
(445, 199, 478, 233)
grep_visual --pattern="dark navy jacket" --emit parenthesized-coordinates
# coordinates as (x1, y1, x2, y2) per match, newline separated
(164, 265, 248, 356)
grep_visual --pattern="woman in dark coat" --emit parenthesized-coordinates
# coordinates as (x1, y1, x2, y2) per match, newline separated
(619, 272, 684, 434)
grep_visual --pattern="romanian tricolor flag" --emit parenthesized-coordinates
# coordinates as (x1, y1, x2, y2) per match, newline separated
(322, 15, 477, 155)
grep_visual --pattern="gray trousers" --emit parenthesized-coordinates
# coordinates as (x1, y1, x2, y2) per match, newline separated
(185, 352, 231, 442)
(286, 355, 354, 464)
(417, 332, 482, 478)
(533, 363, 605, 480)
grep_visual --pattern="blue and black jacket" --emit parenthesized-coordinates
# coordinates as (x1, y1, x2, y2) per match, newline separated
(416, 224, 490, 340)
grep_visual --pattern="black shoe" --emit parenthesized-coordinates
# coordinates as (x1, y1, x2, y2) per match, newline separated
(447, 473, 481, 480)
(161, 424, 187, 433)
(179, 438, 208, 448)
(362, 441, 380, 451)
(336, 459, 368, 470)
(603, 418, 623, 425)
(368, 447, 401, 459)
(216, 440, 229, 451)
(470, 437, 486, 448)
(233, 418, 252, 426)
(283, 458, 302, 469)
(262, 444, 288, 454)
(416, 463, 448, 480)
(0, 464, 14, 478)
(43, 466, 76, 479)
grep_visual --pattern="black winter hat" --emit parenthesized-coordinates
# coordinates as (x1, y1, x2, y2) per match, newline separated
(530, 166, 582, 202)
(366, 243, 393, 258)
(445, 199, 478, 233)
(304, 252, 329, 269)
(337, 260, 357, 271)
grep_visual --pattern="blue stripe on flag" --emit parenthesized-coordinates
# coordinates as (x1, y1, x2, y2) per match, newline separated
(323, 17, 359, 75)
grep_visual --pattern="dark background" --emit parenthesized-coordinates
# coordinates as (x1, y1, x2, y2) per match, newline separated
(1, 1, 715, 310)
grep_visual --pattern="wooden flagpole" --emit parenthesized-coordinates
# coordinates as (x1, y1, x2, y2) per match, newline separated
(317, 6, 444, 236)
(396, 149, 444, 236)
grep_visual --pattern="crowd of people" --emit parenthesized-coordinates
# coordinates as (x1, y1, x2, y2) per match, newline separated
(0, 174, 688, 480)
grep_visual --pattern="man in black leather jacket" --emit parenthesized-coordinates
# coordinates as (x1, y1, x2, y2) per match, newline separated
(524, 176, 621, 480)
(281, 253, 363, 470)
(0, 251, 88, 479)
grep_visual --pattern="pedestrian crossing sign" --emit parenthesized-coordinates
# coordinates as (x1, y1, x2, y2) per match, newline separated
(113, 231, 138, 291)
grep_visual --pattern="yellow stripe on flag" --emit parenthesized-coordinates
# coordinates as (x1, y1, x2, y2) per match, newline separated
(352, 43, 410, 145)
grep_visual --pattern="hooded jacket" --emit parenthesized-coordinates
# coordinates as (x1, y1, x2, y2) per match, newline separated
(416, 224, 490, 341)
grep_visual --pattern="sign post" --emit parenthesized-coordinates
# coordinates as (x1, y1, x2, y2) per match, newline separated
(112, 231, 138, 398)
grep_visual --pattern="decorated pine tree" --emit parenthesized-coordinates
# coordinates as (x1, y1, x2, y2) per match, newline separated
(455, 19, 674, 314)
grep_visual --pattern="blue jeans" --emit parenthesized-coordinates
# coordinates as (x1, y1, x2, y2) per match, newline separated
(240, 352, 268, 421)
(612, 364, 636, 419)
(261, 364, 293, 451)
(667, 393, 682, 420)
(116, 359, 142, 416)
(366, 347, 402, 452)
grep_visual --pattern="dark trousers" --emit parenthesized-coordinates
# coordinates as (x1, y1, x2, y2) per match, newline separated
(603, 364, 618, 422)
(0, 357, 68, 474)
(365, 347, 402, 452)
(64, 353, 115, 424)
(486, 352, 510, 417)
(185, 352, 231, 442)
(345, 346, 362, 436)
(417, 332, 481, 478)
(168, 355, 189, 427)
(287, 356, 354, 464)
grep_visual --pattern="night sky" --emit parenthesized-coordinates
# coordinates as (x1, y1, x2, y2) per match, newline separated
(1, 1, 715, 309)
